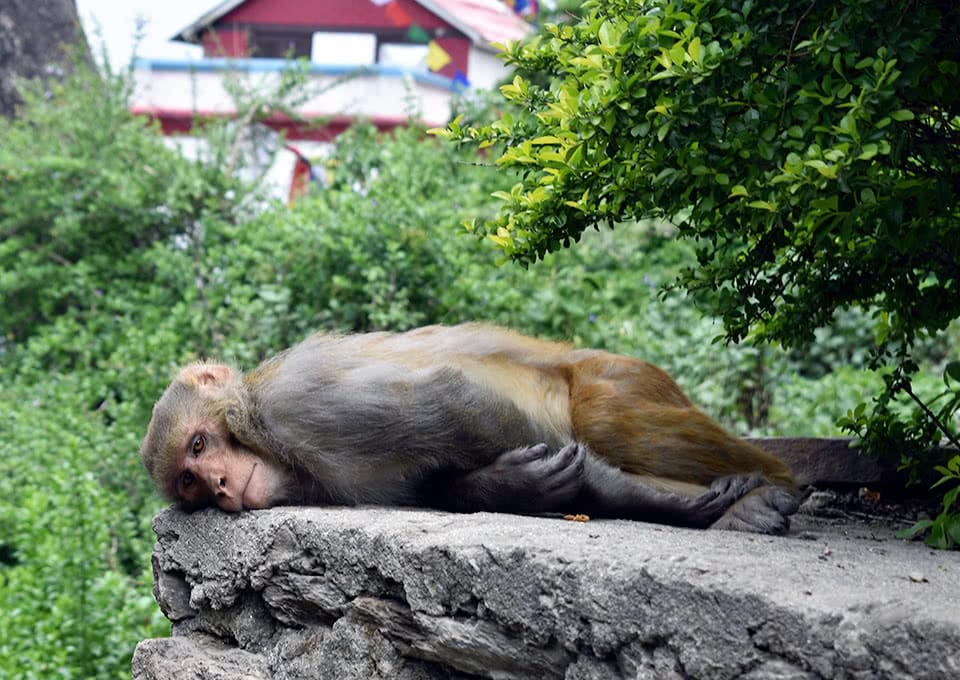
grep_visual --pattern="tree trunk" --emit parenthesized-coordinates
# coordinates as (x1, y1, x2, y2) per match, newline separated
(0, 0, 90, 118)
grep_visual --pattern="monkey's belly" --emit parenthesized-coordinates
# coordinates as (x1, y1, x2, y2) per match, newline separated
(455, 356, 573, 447)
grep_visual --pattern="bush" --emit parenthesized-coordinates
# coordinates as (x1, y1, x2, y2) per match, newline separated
(0, 377, 167, 679)
(439, 0, 960, 545)
(0, 60, 244, 676)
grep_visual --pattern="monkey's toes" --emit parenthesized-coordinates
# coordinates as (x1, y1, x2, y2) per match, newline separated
(707, 473, 768, 502)
(710, 489, 794, 535)
(755, 485, 800, 516)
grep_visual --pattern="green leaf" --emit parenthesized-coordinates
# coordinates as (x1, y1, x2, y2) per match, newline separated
(889, 109, 915, 121)
(670, 42, 686, 66)
(811, 195, 838, 211)
(530, 136, 565, 146)
(943, 486, 959, 512)
(804, 160, 838, 178)
(947, 516, 960, 546)
(598, 20, 621, 51)
(944, 361, 960, 383)
(688, 36, 702, 65)
(729, 184, 748, 197)
(897, 519, 933, 539)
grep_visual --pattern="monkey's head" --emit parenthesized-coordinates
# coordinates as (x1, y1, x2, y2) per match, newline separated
(140, 362, 295, 512)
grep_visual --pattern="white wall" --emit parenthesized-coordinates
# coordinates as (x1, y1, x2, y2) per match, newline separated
(132, 62, 455, 126)
(466, 48, 511, 90)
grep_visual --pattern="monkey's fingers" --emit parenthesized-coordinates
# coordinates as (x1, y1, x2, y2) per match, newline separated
(497, 443, 551, 466)
(539, 443, 586, 494)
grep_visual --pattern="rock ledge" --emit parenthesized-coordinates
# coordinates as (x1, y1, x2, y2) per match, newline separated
(133, 503, 958, 679)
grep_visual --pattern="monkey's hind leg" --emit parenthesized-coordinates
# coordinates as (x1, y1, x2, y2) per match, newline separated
(621, 471, 799, 534)
(567, 353, 796, 488)
(579, 454, 778, 529)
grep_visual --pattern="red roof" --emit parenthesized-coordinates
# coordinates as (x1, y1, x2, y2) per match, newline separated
(175, 0, 531, 51)
(419, 0, 531, 45)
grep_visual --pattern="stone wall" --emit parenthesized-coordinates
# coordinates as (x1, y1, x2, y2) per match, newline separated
(133, 500, 960, 679)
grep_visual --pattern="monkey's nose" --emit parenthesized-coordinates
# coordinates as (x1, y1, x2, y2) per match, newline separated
(214, 477, 230, 502)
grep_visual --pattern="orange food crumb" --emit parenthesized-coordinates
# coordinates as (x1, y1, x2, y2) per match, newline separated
(563, 514, 591, 522)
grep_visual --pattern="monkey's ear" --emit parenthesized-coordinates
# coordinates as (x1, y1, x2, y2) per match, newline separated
(179, 362, 234, 387)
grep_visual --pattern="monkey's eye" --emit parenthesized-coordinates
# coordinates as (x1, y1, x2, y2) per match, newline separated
(191, 434, 206, 455)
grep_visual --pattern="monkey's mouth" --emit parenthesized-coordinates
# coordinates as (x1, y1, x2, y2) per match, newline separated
(239, 462, 258, 510)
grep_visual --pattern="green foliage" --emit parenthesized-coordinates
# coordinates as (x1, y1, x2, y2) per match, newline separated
(897, 454, 960, 549)
(0, 60, 244, 676)
(442, 1, 959, 341)
(227, 124, 507, 342)
(840, 361, 960, 467)
(0, 378, 167, 679)
(439, 0, 960, 546)
(0, 66, 239, 349)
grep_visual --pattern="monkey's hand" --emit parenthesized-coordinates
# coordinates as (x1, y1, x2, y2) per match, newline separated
(709, 484, 800, 534)
(434, 443, 586, 515)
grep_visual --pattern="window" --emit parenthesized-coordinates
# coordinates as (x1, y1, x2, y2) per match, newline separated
(249, 31, 312, 59)
(378, 43, 428, 69)
(311, 32, 376, 66)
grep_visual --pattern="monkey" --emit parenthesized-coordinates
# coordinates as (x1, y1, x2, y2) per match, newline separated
(140, 323, 799, 534)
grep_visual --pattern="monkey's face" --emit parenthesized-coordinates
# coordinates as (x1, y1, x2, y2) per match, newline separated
(172, 422, 294, 512)
(141, 361, 297, 512)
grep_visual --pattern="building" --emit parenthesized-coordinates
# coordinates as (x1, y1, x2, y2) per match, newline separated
(132, 0, 532, 143)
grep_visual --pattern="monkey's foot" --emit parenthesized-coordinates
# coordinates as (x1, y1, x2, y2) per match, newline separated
(688, 473, 766, 519)
(709, 485, 800, 535)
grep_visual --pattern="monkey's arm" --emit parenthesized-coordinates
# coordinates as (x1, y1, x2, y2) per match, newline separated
(425, 443, 586, 514)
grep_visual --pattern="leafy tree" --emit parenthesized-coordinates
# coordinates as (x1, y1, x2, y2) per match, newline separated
(437, 0, 960, 544)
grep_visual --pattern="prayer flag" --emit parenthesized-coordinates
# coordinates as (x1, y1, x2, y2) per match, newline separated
(385, 1, 412, 26)
(407, 25, 431, 43)
(425, 41, 451, 71)
(453, 70, 470, 89)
